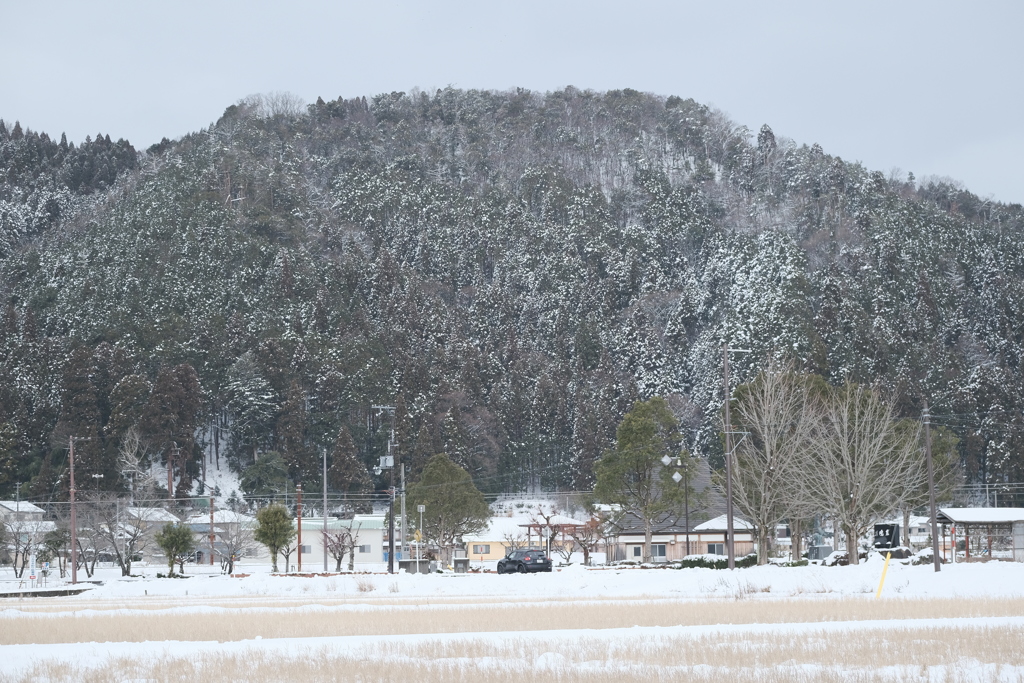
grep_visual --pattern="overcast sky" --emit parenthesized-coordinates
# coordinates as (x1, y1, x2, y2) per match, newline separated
(3, 1, 1022, 203)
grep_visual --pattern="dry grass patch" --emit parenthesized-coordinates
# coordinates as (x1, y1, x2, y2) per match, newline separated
(4, 621, 1022, 683)
(2, 596, 1023, 646)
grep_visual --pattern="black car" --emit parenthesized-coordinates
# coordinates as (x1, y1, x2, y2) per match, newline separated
(497, 548, 552, 574)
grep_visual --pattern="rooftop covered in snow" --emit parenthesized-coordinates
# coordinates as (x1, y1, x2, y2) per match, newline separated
(936, 508, 1024, 525)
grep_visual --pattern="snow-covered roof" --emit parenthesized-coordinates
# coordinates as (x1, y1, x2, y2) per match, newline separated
(290, 516, 381, 531)
(3, 520, 55, 534)
(464, 516, 533, 542)
(124, 507, 180, 523)
(521, 514, 588, 527)
(464, 514, 590, 542)
(693, 514, 754, 531)
(0, 501, 45, 515)
(936, 507, 1024, 524)
(347, 514, 385, 530)
(186, 510, 256, 525)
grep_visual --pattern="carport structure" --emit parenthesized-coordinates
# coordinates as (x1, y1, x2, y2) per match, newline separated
(935, 507, 1024, 562)
(518, 514, 589, 555)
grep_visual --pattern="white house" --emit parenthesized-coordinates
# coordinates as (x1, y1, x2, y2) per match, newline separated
(285, 514, 387, 572)
(184, 510, 260, 567)
(0, 500, 46, 522)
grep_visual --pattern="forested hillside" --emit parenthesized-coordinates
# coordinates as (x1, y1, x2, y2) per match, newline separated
(1, 87, 1023, 503)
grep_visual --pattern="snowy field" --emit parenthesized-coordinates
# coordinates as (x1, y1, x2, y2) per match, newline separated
(2, 556, 1024, 682)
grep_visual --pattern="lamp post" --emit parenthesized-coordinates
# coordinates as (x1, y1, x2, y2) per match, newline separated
(667, 454, 693, 556)
(418, 504, 425, 573)
(723, 343, 751, 570)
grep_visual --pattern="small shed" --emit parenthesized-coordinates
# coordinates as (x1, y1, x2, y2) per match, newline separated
(935, 507, 1024, 562)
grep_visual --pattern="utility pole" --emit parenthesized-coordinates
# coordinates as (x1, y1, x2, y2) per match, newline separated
(400, 464, 406, 558)
(323, 447, 328, 573)
(723, 343, 736, 570)
(296, 483, 303, 573)
(209, 495, 215, 566)
(167, 442, 178, 501)
(387, 439, 396, 574)
(924, 400, 941, 572)
(722, 342, 750, 570)
(372, 405, 397, 574)
(68, 436, 90, 585)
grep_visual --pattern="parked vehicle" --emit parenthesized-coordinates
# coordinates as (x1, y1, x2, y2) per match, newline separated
(497, 548, 552, 574)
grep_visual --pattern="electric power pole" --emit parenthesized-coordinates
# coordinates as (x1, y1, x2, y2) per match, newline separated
(400, 464, 406, 558)
(723, 343, 736, 570)
(372, 405, 398, 574)
(296, 483, 303, 573)
(323, 447, 328, 573)
(924, 401, 941, 572)
(722, 342, 751, 570)
(68, 436, 90, 585)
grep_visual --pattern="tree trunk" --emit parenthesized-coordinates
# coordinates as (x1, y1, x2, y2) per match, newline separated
(902, 508, 911, 550)
(791, 520, 801, 561)
(758, 527, 769, 565)
(846, 525, 859, 565)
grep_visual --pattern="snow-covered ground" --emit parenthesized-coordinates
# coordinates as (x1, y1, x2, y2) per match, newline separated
(2, 557, 1023, 681)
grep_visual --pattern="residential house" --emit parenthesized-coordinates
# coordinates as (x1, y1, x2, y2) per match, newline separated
(462, 515, 536, 563)
(285, 514, 386, 572)
(0, 501, 46, 522)
(0, 501, 55, 569)
(608, 512, 755, 562)
(184, 509, 261, 567)
(123, 506, 180, 565)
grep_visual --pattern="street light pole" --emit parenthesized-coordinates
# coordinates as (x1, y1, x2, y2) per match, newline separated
(418, 504, 425, 573)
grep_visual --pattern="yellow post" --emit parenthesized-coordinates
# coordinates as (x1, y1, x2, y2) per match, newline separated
(875, 552, 892, 599)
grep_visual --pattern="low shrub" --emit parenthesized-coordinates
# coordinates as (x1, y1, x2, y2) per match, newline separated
(678, 554, 757, 569)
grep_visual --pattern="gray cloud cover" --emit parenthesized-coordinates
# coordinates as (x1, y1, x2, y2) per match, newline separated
(3, 0, 1021, 203)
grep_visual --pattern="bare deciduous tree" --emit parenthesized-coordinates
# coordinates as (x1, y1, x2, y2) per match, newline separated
(218, 517, 258, 574)
(323, 520, 363, 572)
(74, 500, 112, 578)
(2, 516, 46, 578)
(500, 529, 528, 552)
(91, 495, 151, 576)
(565, 514, 608, 566)
(804, 383, 924, 564)
(732, 364, 818, 564)
(117, 428, 158, 504)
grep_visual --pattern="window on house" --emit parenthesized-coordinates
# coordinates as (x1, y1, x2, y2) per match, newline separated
(472, 545, 490, 555)
(300, 545, 311, 554)
(358, 545, 371, 554)
(652, 544, 667, 558)
(632, 546, 642, 557)
(708, 543, 724, 555)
